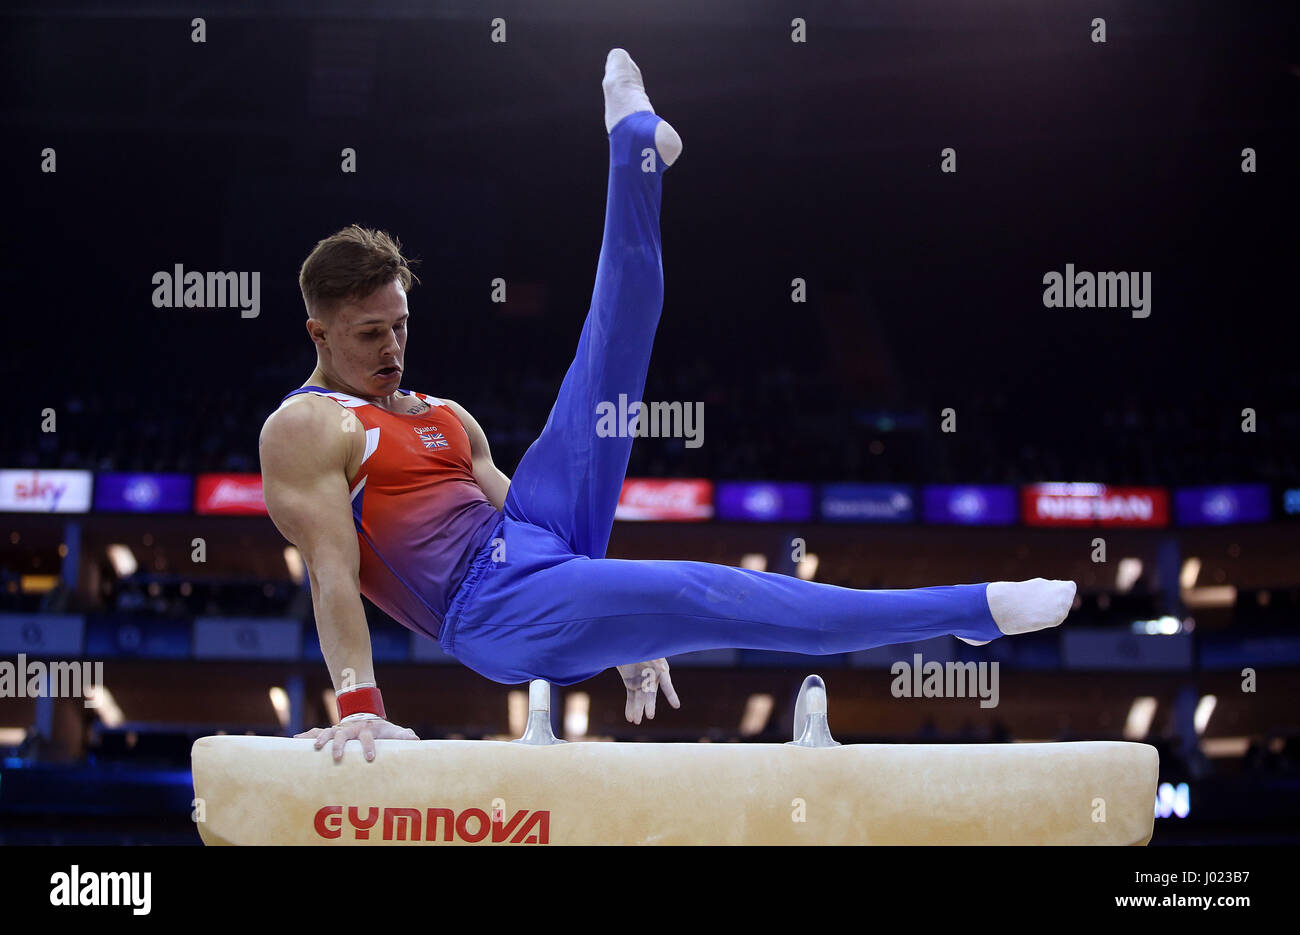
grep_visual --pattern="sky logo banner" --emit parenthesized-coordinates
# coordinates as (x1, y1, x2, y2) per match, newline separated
(0, 469, 93, 513)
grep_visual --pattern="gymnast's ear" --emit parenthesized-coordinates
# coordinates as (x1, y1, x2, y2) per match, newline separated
(304, 303, 338, 345)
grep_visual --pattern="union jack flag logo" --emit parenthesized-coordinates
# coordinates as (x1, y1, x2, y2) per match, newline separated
(414, 425, 449, 450)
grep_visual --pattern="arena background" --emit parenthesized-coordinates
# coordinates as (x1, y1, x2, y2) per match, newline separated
(1, 0, 1297, 845)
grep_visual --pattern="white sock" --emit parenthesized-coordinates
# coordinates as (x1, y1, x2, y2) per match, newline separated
(960, 579, 1076, 645)
(602, 48, 682, 166)
(987, 579, 1077, 635)
(603, 49, 653, 132)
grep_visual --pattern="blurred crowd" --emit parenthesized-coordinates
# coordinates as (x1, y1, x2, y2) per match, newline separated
(5, 356, 1298, 486)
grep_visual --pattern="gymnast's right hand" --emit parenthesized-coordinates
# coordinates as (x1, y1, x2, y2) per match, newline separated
(296, 718, 418, 763)
(616, 658, 681, 724)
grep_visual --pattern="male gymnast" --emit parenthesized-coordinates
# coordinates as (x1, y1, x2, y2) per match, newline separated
(259, 50, 1076, 761)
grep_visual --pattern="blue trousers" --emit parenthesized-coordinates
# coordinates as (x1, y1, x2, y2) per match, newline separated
(439, 111, 1003, 685)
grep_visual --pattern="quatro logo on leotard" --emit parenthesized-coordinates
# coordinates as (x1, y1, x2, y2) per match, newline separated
(413, 425, 449, 450)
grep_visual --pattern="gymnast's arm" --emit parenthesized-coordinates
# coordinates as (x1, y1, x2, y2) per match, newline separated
(259, 396, 416, 760)
(443, 398, 511, 510)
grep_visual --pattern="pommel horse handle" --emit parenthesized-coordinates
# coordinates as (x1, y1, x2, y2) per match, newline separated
(513, 679, 565, 745)
(788, 673, 841, 748)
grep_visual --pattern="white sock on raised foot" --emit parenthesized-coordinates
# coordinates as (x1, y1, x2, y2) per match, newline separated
(958, 578, 1077, 646)
(603, 48, 682, 166)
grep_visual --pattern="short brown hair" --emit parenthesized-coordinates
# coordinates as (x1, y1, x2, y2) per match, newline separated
(298, 225, 419, 318)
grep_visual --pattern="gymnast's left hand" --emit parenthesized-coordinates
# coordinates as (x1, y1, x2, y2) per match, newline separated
(615, 658, 680, 724)
(296, 717, 418, 762)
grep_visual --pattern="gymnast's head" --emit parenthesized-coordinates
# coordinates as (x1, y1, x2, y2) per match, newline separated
(299, 225, 421, 397)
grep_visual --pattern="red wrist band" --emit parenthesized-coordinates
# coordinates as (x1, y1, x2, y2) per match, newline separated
(337, 685, 386, 720)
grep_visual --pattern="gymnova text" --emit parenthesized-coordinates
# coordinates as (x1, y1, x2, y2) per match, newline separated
(595, 394, 704, 448)
(1042, 264, 1151, 318)
(49, 866, 151, 915)
(0, 654, 104, 708)
(890, 653, 999, 709)
(151, 264, 260, 318)
(315, 804, 550, 843)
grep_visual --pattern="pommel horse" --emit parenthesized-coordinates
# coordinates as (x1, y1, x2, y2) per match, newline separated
(190, 676, 1158, 845)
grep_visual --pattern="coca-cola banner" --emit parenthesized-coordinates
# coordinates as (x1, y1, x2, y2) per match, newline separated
(615, 478, 714, 521)
(1022, 482, 1169, 528)
(195, 473, 268, 515)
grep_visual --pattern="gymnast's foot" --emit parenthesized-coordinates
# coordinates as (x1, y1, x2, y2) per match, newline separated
(603, 48, 682, 166)
(959, 578, 1077, 645)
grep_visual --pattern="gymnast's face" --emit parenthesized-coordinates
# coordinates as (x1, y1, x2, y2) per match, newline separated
(309, 278, 410, 399)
